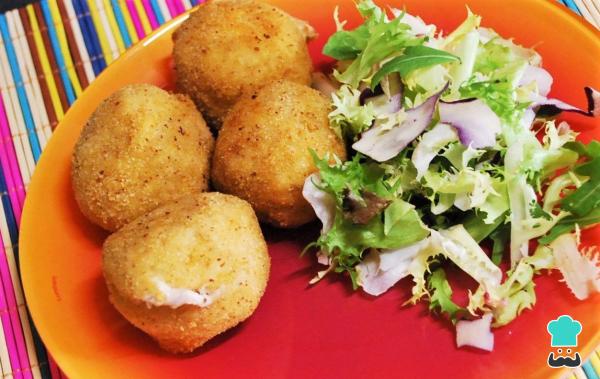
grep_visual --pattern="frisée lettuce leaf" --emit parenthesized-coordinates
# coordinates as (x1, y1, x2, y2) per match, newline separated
(427, 268, 466, 322)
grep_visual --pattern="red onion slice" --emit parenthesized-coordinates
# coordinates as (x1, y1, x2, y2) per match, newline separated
(439, 99, 501, 148)
(519, 65, 553, 97)
(356, 240, 427, 296)
(535, 87, 599, 118)
(302, 174, 336, 233)
(456, 313, 495, 351)
(352, 85, 446, 162)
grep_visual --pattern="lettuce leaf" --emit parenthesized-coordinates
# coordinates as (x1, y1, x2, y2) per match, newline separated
(317, 204, 430, 289)
(459, 78, 529, 125)
(491, 261, 535, 326)
(329, 85, 377, 140)
(473, 38, 513, 74)
(540, 138, 600, 243)
(423, 166, 502, 215)
(407, 225, 503, 307)
(311, 152, 430, 286)
(400, 10, 480, 103)
(560, 140, 600, 216)
(543, 173, 578, 213)
(478, 180, 509, 224)
(412, 123, 458, 180)
(322, 0, 387, 60)
(492, 281, 535, 327)
(371, 46, 459, 89)
(437, 226, 503, 302)
(544, 233, 600, 300)
(453, 25, 540, 125)
(323, 24, 371, 60)
(491, 245, 553, 326)
(564, 140, 600, 158)
(504, 129, 577, 265)
(539, 208, 600, 244)
(561, 179, 600, 216)
(462, 210, 506, 243)
(427, 267, 466, 322)
(403, 65, 451, 107)
(390, 9, 436, 37)
(312, 152, 392, 201)
(319, 207, 429, 257)
(441, 10, 481, 50)
(489, 224, 510, 265)
(447, 30, 480, 93)
(327, 2, 423, 87)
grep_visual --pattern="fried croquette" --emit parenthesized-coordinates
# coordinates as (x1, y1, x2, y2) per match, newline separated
(173, 0, 313, 128)
(211, 80, 347, 228)
(102, 192, 270, 353)
(72, 84, 214, 232)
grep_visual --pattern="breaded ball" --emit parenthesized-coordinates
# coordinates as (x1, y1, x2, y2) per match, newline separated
(72, 84, 214, 232)
(102, 192, 270, 353)
(173, 0, 313, 128)
(211, 80, 347, 228)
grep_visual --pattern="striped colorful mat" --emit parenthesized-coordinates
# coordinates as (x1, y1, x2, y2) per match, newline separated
(0, 1, 199, 378)
(0, 0, 598, 378)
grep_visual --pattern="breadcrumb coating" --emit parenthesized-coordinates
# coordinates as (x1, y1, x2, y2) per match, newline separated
(211, 80, 347, 228)
(103, 192, 270, 353)
(72, 83, 214, 231)
(173, 0, 313, 128)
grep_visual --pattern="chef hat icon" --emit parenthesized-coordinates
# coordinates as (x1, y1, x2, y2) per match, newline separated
(547, 315, 582, 347)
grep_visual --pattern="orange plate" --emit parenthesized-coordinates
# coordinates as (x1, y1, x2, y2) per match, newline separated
(20, 1, 600, 378)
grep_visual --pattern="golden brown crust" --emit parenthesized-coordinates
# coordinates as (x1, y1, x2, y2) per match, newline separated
(211, 80, 347, 228)
(103, 192, 270, 353)
(71, 84, 214, 231)
(173, 0, 313, 128)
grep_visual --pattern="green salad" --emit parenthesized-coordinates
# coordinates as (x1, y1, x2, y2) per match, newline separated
(303, 0, 600, 351)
